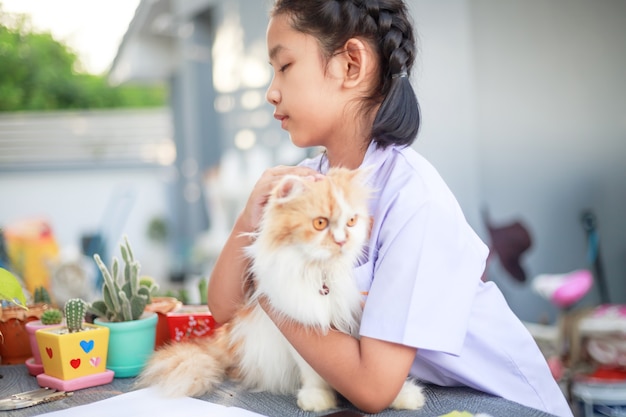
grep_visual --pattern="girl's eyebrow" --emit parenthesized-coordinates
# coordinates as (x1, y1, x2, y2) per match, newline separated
(268, 44, 285, 62)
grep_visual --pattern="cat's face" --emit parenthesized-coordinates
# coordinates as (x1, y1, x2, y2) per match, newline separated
(261, 168, 370, 262)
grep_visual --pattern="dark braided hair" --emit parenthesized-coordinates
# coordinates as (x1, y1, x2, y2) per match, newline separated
(271, 0, 420, 148)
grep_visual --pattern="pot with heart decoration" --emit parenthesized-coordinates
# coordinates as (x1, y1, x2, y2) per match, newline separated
(88, 236, 158, 377)
(24, 307, 64, 376)
(35, 298, 113, 391)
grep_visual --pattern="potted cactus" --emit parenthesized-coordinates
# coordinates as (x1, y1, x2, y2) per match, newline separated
(22, 286, 56, 374)
(35, 298, 112, 391)
(25, 308, 63, 375)
(88, 236, 158, 377)
(0, 270, 49, 365)
(41, 309, 63, 324)
(33, 286, 52, 305)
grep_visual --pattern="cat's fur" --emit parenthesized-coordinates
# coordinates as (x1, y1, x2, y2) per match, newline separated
(136, 167, 425, 412)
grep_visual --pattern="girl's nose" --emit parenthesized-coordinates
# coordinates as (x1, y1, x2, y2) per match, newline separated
(266, 84, 280, 105)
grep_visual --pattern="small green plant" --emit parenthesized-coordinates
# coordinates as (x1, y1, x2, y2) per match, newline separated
(41, 308, 63, 325)
(162, 288, 189, 305)
(146, 217, 168, 243)
(89, 235, 159, 322)
(139, 276, 159, 299)
(33, 286, 52, 304)
(198, 277, 208, 305)
(65, 299, 86, 333)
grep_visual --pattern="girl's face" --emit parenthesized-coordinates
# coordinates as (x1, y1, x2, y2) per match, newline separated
(266, 14, 348, 150)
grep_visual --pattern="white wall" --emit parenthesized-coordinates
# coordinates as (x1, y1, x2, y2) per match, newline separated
(409, 0, 483, 229)
(0, 169, 173, 288)
(404, 0, 626, 322)
(471, 0, 626, 321)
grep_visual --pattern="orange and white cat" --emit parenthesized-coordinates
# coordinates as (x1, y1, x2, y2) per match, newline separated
(137, 167, 425, 412)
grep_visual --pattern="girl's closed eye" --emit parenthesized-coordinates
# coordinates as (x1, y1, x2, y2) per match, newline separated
(279, 63, 291, 73)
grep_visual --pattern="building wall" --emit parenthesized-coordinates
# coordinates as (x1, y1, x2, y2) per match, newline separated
(471, 0, 626, 321)
(408, 0, 626, 322)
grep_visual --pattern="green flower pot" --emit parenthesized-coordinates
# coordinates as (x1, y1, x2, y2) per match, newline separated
(94, 312, 157, 378)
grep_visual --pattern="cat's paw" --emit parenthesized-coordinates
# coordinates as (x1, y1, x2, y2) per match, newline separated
(297, 387, 337, 412)
(390, 379, 425, 410)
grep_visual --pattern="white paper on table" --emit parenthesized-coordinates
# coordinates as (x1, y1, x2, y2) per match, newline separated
(38, 387, 267, 417)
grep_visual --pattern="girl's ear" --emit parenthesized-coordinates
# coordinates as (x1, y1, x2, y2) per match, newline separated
(341, 37, 371, 89)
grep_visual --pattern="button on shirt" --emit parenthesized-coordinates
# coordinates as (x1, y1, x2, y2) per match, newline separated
(300, 142, 573, 417)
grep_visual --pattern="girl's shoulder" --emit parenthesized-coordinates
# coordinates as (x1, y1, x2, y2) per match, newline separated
(367, 145, 456, 207)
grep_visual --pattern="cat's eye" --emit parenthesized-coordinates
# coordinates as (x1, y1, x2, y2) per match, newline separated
(346, 215, 358, 227)
(313, 217, 329, 231)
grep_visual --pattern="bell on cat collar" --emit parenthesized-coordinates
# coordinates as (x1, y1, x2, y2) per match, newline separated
(320, 283, 330, 296)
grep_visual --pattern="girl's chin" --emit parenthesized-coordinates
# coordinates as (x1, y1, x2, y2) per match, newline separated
(288, 133, 322, 149)
(288, 135, 310, 148)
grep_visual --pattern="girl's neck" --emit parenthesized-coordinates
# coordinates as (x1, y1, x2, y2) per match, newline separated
(325, 139, 370, 170)
(324, 106, 377, 169)
(325, 105, 378, 169)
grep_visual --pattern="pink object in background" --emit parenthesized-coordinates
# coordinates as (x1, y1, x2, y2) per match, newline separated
(532, 269, 593, 309)
(551, 270, 594, 308)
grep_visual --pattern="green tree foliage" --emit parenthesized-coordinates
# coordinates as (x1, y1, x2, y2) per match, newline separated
(0, 5, 166, 111)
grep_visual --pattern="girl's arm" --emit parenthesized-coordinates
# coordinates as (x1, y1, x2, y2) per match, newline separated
(207, 165, 322, 324)
(260, 297, 417, 414)
(206, 214, 253, 324)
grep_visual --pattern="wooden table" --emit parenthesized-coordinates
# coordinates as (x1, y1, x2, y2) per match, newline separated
(0, 364, 556, 416)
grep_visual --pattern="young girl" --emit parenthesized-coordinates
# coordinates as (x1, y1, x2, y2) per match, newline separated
(208, 1, 573, 415)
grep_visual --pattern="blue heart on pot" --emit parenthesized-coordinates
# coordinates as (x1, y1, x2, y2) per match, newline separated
(80, 340, 95, 353)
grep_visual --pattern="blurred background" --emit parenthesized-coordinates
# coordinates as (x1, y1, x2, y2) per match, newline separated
(0, 0, 624, 323)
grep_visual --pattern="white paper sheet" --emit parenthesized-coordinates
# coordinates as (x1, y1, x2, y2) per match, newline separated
(39, 387, 267, 417)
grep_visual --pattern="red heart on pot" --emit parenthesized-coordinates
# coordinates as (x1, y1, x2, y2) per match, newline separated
(70, 359, 81, 369)
(46, 347, 53, 358)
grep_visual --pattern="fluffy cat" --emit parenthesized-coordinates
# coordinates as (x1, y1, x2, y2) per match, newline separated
(136, 167, 425, 412)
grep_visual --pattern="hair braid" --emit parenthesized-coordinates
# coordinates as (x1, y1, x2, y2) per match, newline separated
(272, 0, 421, 148)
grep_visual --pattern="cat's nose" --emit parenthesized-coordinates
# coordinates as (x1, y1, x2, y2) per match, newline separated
(332, 230, 346, 247)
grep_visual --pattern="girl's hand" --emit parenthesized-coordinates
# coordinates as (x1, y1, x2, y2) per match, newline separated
(239, 165, 322, 232)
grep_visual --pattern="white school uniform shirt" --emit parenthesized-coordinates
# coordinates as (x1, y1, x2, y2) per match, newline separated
(300, 142, 573, 417)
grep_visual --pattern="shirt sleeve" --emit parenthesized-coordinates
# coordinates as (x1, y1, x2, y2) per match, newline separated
(359, 184, 489, 356)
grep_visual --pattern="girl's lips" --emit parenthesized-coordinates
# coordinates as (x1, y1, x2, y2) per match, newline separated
(274, 113, 288, 129)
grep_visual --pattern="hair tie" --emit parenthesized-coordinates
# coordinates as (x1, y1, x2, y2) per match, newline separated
(392, 71, 408, 79)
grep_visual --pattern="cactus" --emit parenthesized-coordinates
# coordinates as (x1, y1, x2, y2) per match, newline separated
(139, 276, 159, 299)
(41, 308, 63, 325)
(33, 286, 51, 304)
(198, 277, 208, 305)
(88, 235, 159, 322)
(65, 298, 86, 332)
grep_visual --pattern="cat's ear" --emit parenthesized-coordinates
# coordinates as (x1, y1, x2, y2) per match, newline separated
(273, 175, 306, 202)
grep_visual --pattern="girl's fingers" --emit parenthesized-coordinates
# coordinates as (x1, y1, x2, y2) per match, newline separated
(242, 166, 323, 230)
(259, 166, 321, 193)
